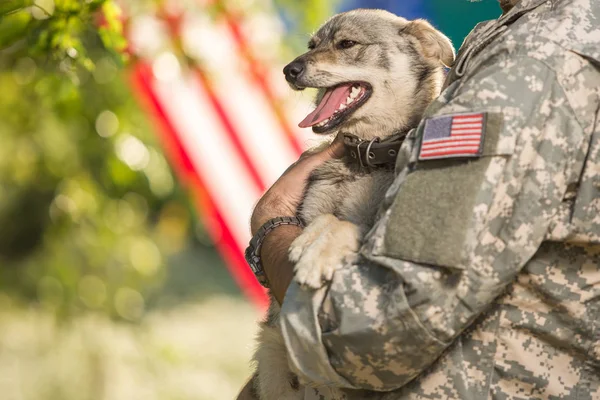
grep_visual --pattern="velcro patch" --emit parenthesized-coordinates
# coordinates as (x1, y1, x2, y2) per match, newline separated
(418, 112, 486, 161)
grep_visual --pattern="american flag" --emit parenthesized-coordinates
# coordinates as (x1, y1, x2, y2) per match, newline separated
(419, 113, 486, 161)
(125, 4, 315, 309)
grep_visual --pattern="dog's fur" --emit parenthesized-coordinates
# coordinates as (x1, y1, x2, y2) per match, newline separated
(251, 9, 454, 399)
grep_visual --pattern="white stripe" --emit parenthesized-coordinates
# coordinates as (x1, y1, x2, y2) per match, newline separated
(422, 140, 481, 150)
(451, 116, 483, 123)
(154, 72, 259, 250)
(424, 134, 482, 143)
(182, 18, 299, 187)
(421, 146, 480, 155)
(450, 123, 482, 129)
(450, 129, 483, 135)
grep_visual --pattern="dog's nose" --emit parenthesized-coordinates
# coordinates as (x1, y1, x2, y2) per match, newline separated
(283, 61, 305, 82)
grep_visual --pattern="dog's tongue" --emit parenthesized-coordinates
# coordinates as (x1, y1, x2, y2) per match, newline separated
(299, 84, 353, 128)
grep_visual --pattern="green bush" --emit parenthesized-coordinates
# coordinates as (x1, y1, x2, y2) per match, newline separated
(0, 0, 194, 320)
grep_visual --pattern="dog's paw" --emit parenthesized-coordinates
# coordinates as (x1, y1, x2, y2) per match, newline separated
(288, 214, 338, 263)
(293, 217, 361, 289)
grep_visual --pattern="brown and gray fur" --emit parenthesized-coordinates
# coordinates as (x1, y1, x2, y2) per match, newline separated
(251, 9, 454, 400)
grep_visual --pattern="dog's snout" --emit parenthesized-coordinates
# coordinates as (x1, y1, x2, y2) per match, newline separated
(283, 61, 305, 82)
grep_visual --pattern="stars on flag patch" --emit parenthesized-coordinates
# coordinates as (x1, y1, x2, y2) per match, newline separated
(418, 112, 486, 161)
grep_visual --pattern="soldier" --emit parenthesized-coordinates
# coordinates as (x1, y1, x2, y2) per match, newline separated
(243, 0, 600, 398)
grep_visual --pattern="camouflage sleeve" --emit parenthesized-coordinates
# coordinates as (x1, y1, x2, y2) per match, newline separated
(280, 52, 598, 391)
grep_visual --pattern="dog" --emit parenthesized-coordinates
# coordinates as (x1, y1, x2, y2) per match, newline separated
(251, 9, 454, 399)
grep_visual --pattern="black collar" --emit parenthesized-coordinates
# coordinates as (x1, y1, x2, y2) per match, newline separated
(343, 131, 408, 169)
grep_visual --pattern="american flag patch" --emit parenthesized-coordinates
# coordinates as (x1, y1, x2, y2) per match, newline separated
(418, 112, 486, 161)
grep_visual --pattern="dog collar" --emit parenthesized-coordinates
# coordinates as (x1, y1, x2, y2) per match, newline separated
(343, 132, 407, 168)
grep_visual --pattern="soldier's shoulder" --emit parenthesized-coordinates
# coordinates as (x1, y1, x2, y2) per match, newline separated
(534, 0, 599, 60)
(504, 0, 600, 130)
(456, 0, 599, 84)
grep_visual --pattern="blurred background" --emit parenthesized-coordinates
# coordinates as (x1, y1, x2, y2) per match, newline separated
(0, 0, 500, 399)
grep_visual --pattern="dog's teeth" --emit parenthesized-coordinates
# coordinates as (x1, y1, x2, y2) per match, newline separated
(351, 87, 360, 97)
(346, 96, 354, 104)
(339, 103, 347, 110)
(317, 117, 330, 127)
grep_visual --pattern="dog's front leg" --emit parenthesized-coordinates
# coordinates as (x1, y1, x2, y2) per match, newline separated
(289, 214, 362, 289)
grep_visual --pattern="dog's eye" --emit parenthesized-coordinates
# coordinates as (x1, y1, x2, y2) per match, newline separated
(337, 40, 357, 49)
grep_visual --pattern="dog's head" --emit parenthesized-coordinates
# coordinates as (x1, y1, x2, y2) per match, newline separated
(284, 9, 454, 139)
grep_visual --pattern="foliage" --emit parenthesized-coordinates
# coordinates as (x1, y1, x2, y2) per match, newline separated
(0, 0, 337, 321)
(0, 0, 197, 320)
(0, 0, 128, 70)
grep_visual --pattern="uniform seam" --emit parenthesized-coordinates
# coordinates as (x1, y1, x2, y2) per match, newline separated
(492, 51, 588, 138)
(483, 308, 502, 400)
(514, 1, 545, 57)
(458, 1, 594, 134)
(567, 102, 600, 228)
(454, 0, 547, 90)
(366, 254, 451, 348)
(518, 29, 598, 134)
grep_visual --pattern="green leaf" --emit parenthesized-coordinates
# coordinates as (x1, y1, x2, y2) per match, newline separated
(0, 0, 31, 17)
(101, 1, 122, 30)
(0, 9, 31, 48)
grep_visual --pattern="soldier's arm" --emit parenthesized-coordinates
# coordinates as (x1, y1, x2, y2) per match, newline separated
(279, 53, 599, 391)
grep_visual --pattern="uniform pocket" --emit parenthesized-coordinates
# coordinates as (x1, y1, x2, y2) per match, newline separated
(379, 112, 514, 269)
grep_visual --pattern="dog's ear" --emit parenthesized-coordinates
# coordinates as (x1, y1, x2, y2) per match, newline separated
(401, 19, 455, 68)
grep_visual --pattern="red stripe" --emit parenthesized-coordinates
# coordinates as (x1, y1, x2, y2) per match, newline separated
(451, 124, 482, 128)
(451, 132, 482, 137)
(452, 114, 483, 121)
(451, 130, 482, 134)
(451, 133, 482, 137)
(452, 120, 483, 124)
(451, 127, 482, 131)
(422, 144, 480, 150)
(193, 69, 267, 191)
(130, 63, 268, 309)
(160, 13, 267, 192)
(423, 137, 481, 146)
(421, 148, 480, 157)
(452, 123, 483, 131)
(421, 145, 480, 153)
(421, 146, 479, 156)
(221, 8, 304, 156)
(422, 141, 481, 150)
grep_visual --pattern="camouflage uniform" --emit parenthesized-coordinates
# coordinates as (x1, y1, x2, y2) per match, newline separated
(280, 0, 600, 398)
